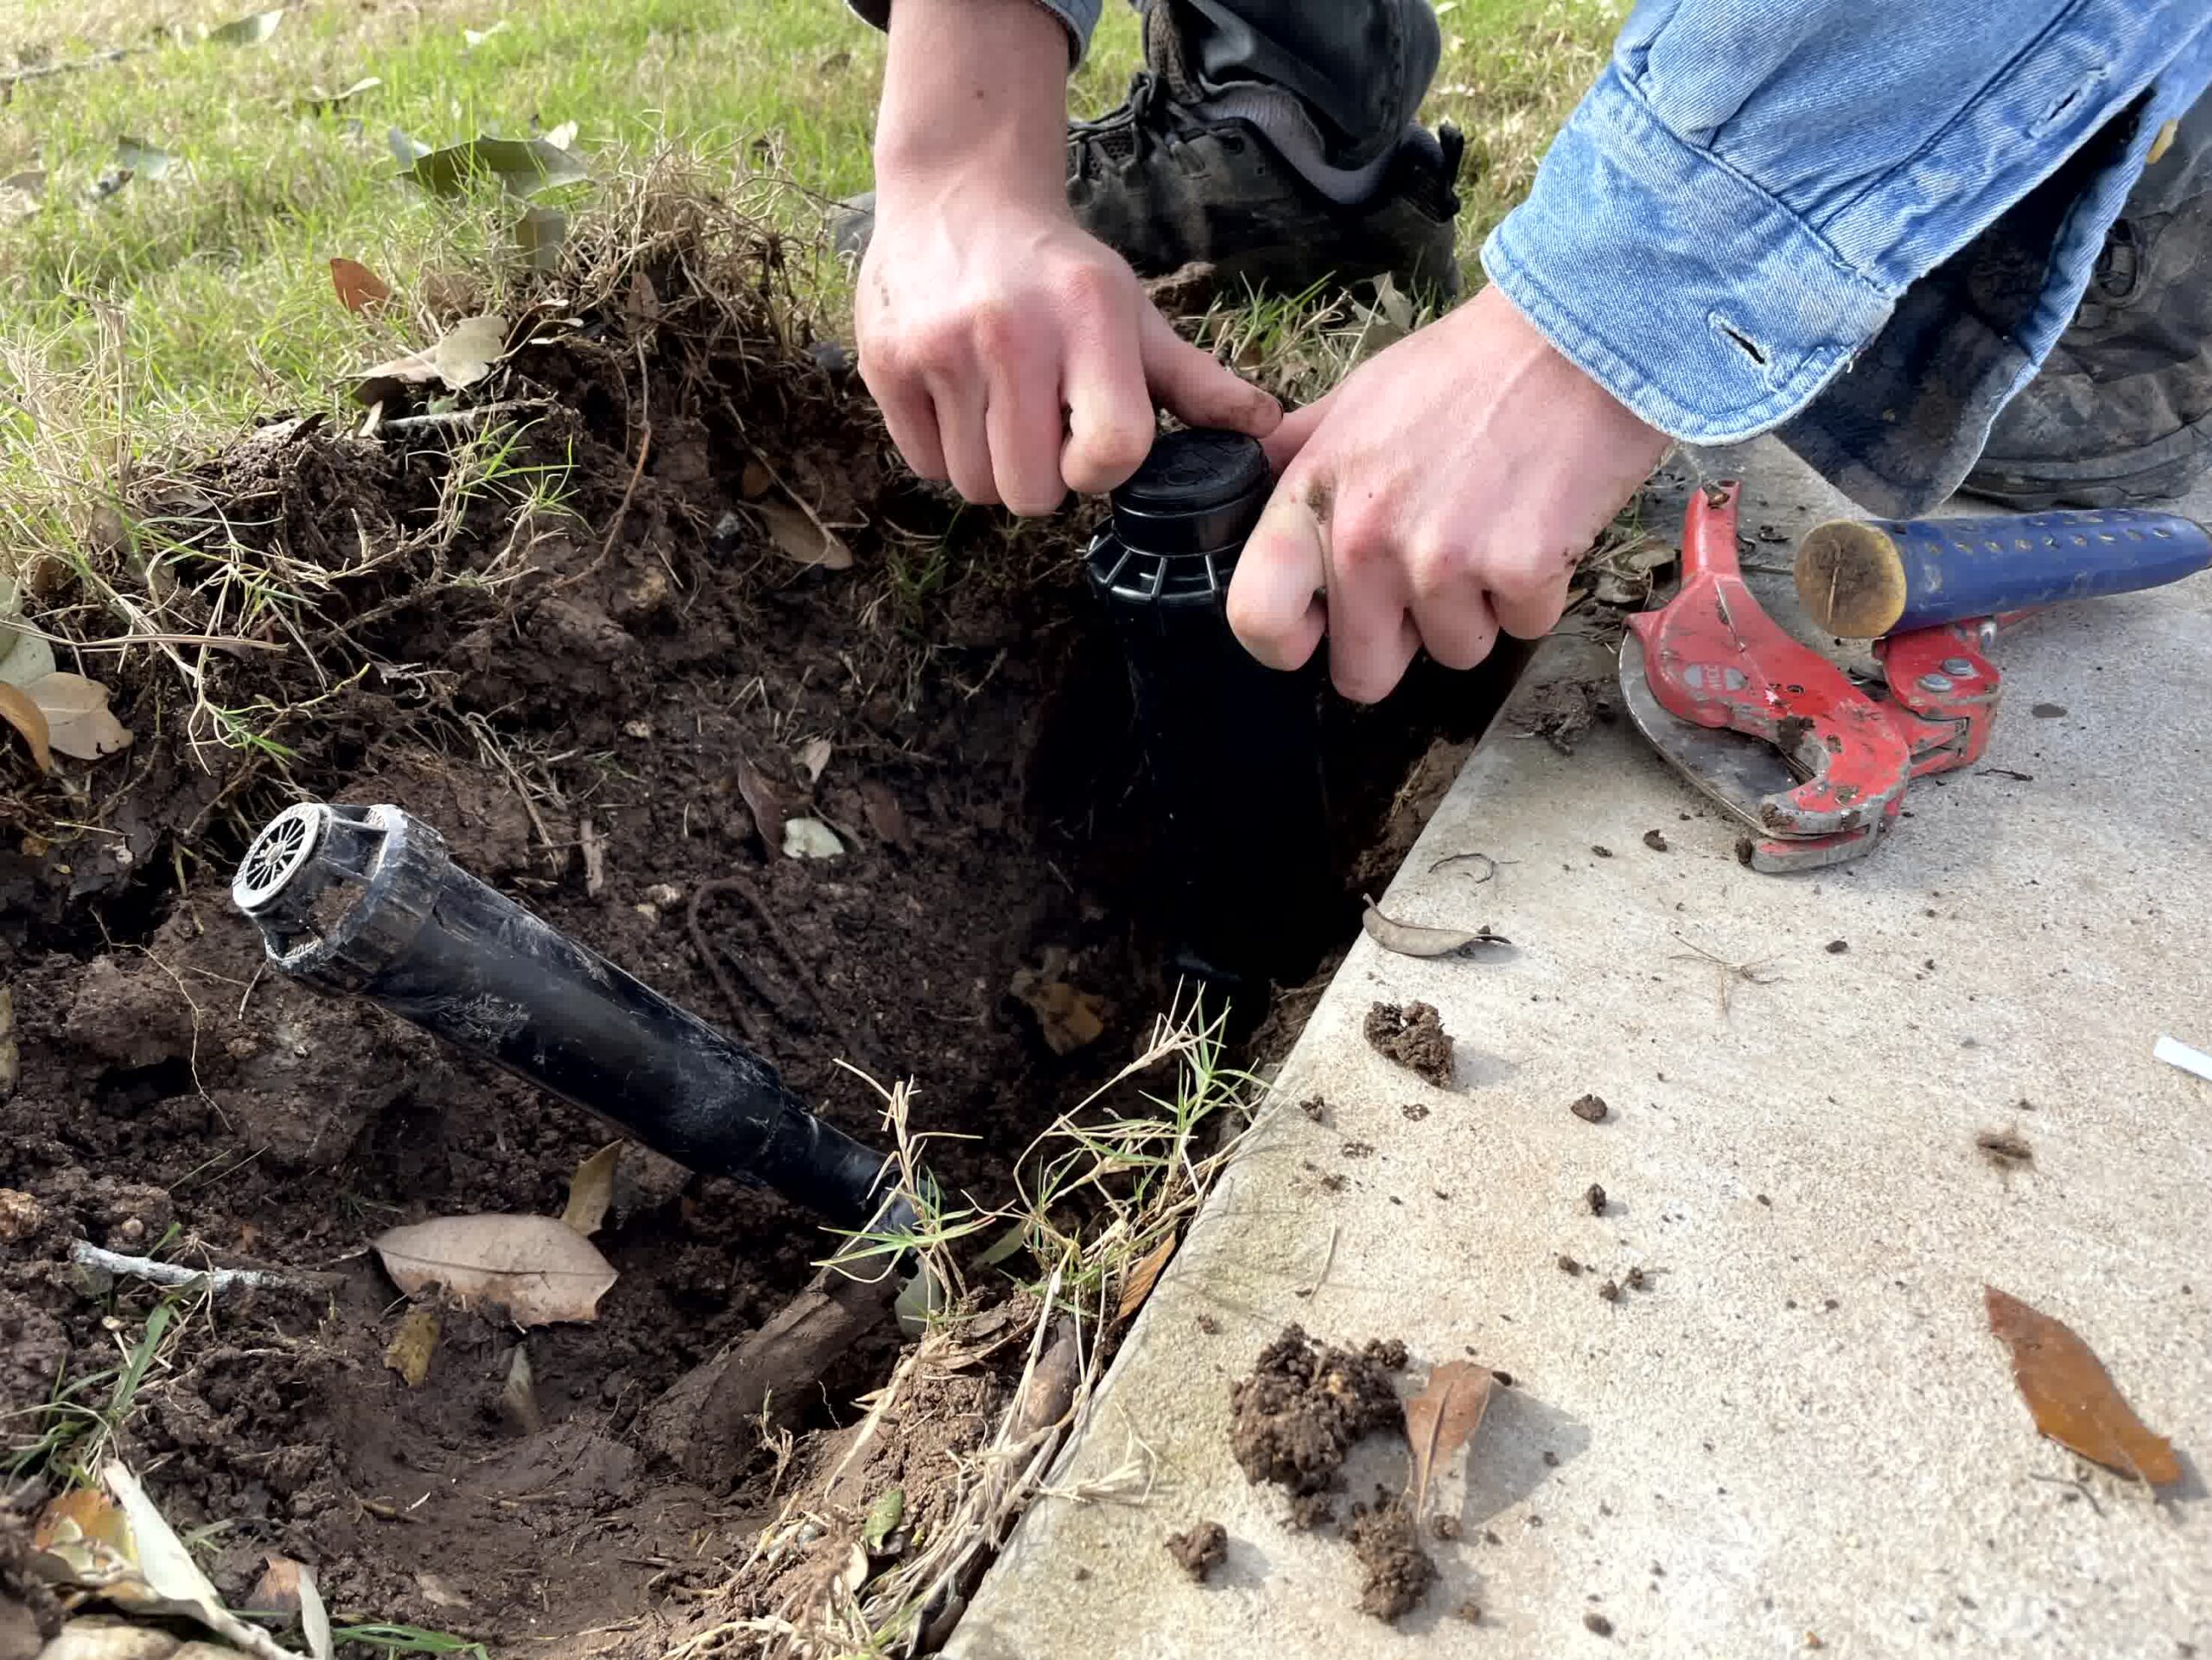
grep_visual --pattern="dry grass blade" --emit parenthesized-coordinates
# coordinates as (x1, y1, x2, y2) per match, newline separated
(1403, 1359, 1493, 1514)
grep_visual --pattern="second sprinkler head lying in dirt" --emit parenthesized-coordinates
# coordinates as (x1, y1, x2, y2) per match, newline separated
(231, 799, 918, 1238)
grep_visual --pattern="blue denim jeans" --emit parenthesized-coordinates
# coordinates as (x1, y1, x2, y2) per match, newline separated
(860, 0, 2212, 513)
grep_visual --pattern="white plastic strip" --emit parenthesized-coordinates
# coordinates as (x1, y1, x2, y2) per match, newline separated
(2154, 1034, 2212, 1083)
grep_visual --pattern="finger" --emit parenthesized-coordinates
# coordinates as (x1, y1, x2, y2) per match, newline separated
(925, 371, 999, 506)
(1060, 297, 1156, 495)
(1486, 562, 1574, 640)
(1320, 521, 1421, 704)
(1408, 570, 1501, 671)
(1227, 474, 1329, 671)
(1139, 308, 1281, 438)
(1260, 392, 1334, 474)
(866, 372, 949, 482)
(984, 352, 1068, 516)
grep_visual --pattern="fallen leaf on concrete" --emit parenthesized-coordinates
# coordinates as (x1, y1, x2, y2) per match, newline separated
(1985, 1287, 2180, 1485)
(733, 749, 784, 852)
(1010, 969, 1107, 1055)
(1361, 897, 1507, 958)
(1404, 1359, 1493, 1513)
(328, 258, 391, 313)
(782, 817, 843, 861)
(0, 684, 53, 773)
(756, 499, 853, 570)
(1116, 1231, 1178, 1321)
(382, 1305, 439, 1387)
(25, 673, 131, 761)
(357, 314, 507, 404)
(373, 1214, 617, 1326)
(561, 1142, 620, 1235)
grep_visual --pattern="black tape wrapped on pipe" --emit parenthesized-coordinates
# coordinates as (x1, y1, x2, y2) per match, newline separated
(230, 802, 911, 1236)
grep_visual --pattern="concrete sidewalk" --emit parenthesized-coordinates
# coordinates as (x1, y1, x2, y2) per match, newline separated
(950, 440, 2212, 1658)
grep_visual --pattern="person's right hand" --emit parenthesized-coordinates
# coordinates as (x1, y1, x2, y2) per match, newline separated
(855, 0, 1278, 515)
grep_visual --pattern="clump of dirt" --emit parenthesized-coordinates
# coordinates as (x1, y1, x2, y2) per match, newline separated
(1570, 1092, 1610, 1123)
(1363, 1001, 1453, 1087)
(1349, 1497, 1436, 1623)
(1164, 1520, 1228, 1582)
(1227, 1326, 1403, 1496)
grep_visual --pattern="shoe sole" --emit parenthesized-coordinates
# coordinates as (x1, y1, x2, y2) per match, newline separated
(1964, 411, 2212, 508)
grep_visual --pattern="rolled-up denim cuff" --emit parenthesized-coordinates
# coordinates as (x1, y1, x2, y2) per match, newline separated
(1480, 65, 1893, 445)
(847, 0, 1100, 68)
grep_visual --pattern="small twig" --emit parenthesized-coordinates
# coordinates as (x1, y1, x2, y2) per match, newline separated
(72, 1240, 324, 1294)
(1428, 850, 1510, 882)
(690, 871, 861, 1059)
(686, 881, 767, 1046)
(1670, 932, 1783, 1016)
(377, 398, 552, 436)
(1294, 1222, 1340, 1301)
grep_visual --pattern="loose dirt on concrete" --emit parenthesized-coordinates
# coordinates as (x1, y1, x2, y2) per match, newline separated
(0, 206, 1522, 1656)
(1362, 1000, 1455, 1086)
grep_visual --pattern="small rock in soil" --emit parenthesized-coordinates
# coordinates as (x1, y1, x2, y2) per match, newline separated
(1166, 1521, 1229, 1582)
(1351, 1499, 1437, 1622)
(1363, 1001, 1454, 1088)
(1825, 938, 1849, 954)
(1570, 1093, 1609, 1123)
(1557, 1254, 1583, 1275)
(1227, 1326, 1403, 1496)
(1643, 830, 1669, 852)
(1585, 1611, 1616, 1638)
(1586, 1182, 1607, 1215)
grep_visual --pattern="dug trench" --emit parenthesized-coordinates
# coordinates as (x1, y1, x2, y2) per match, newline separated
(0, 220, 1527, 1654)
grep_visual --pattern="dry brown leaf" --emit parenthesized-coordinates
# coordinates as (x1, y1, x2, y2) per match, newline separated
(382, 1304, 439, 1387)
(356, 314, 507, 404)
(1985, 1286, 2181, 1485)
(329, 258, 391, 313)
(249, 1555, 307, 1613)
(372, 1213, 616, 1327)
(1116, 1231, 1178, 1321)
(733, 748, 784, 852)
(797, 735, 833, 784)
(755, 498, 854, 570)
(27, 672, 132, 760)
(561, 1141, 620, 1235)
(1010, 971, 1107, 1055)
(1403, 1358, 1494, 1513)
(0, 684, 53, 773)
(1361, 896, 1507, 958)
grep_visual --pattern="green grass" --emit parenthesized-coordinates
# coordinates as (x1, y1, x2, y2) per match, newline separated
(0, 0, 1617, 439)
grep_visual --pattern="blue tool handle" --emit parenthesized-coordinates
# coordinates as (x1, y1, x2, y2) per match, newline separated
(1794, 508, 2212, 637)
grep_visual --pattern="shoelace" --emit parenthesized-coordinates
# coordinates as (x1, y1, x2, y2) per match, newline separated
(1070, 71, 1213, 176)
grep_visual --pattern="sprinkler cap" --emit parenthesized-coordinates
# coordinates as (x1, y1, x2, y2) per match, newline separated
(1109, 429, 1271, 559)
(232, 802, 448, 990)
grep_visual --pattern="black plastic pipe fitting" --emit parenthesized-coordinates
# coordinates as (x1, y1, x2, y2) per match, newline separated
(230, 802, 915, 1237)
(1086, 428, 1338, 996)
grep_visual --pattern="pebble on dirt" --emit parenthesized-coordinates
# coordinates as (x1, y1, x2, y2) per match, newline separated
(1570, 1093, 1610, 1123)
(1586, 1182, 1607, 1215)
(1166, 1521, 1229, 1582)
(1585, 1611, 1616, 1638)
(1643, 829, 1669, 852)
(1825, 938, 1849, 954)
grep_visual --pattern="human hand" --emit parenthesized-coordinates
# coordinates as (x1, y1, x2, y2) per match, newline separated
(855, 0, 1278, 514)
(1225, 283, 1669, 701)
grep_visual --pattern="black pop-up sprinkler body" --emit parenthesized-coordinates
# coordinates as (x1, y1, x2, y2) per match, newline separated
(230, 802, 914, 1237)
(1087, 429, 1338, 998)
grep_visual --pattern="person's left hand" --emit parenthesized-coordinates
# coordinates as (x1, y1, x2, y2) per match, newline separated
(1225, 283, 1671, 702)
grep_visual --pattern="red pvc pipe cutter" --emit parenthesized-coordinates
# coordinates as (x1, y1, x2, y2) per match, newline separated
(1617, 480, 2005, 872)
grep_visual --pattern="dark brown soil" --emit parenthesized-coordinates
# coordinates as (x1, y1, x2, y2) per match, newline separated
(1227, 1326, 1402, 1496)
(0, 218, 1522, 1657)
(1349, 1498, 1435, 1622)
(1363, 1001, 1453, 1087)
(1164, 1520, 1228, 1582)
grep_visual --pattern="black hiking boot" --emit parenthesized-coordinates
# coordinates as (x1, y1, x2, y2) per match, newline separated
(1967, 120, 2212, 508)
(833, 73, 1465, 300)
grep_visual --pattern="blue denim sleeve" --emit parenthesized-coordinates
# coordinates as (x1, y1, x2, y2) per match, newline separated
(846, 0, 1101, 67)
(1483, 0, 2212, 443)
